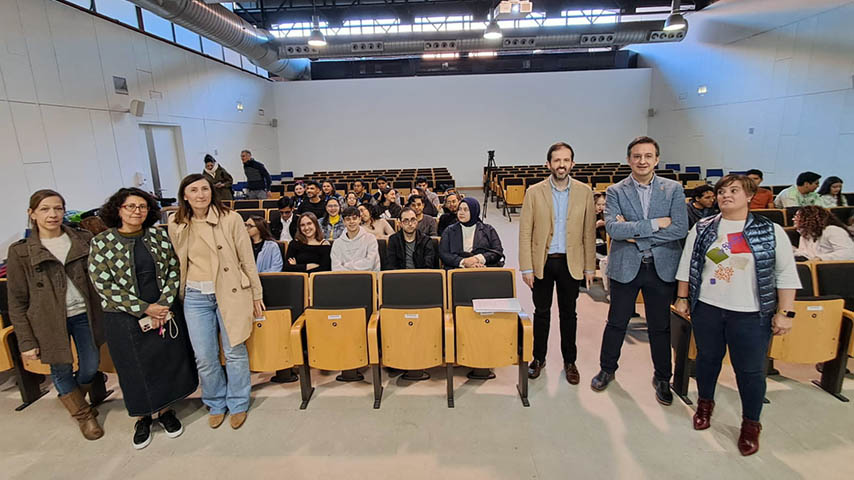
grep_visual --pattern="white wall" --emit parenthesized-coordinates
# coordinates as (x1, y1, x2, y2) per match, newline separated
(0, 0, 278, 256)
(275, 69, 651, 186)
(632, 0, 854, 186)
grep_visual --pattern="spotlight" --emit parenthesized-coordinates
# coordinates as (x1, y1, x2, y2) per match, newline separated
(663, 13, 687, 31)
(484, 19, 502, 40)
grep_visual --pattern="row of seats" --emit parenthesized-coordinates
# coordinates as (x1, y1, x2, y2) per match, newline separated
(0, 269, 533, 410)
(258, 236, 444, 270)
(752, 207, 854, 228)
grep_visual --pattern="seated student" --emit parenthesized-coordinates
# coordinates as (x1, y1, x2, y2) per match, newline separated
(296, 180, 327, 219)
(371, 176, 389, 204)
(271, 196, 294, 241)
(359, 203, 394, 238)
(437, 192, 461, 236)
(291, 181, 307, 209)
(344, 191, 360, 208)
(409, 186, 439, 217)
(408, 194, 438, 236)
(245, 216, 283, 273)
(774, 171, 821, 208)
(321, 180, 341, 203)
(351, 180, 371, 204)
(283, 213, 331, 272)
(319, 197, 345, 241)
(687, 185, 719, 228)
(793, 206, 854, 261)
(379, 188, 402, 219)
(386, 207, 438, 269)
(408, 177, 441, 211)
(439, 197, 503, 269)
(330, 207, 380, 272)
(817, 176, 848, 207)
(745, 169, 775, 209)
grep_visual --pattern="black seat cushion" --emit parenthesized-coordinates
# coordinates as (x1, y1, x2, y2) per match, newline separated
(260, 274, 306, 318)
(795, 263, 813, 299)
(451, 270, 514, 306)
(815, 263, 854, 310)
(381, 272, 443, 308)
(313, 273, 375, 316)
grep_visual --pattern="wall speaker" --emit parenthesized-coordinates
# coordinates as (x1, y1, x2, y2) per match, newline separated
(129, 99, 145, 117)
(270, 118, 278, 128)
(647, 108, 656, 118)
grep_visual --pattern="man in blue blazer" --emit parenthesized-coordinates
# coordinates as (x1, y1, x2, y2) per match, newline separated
(590, 136, 688, 405)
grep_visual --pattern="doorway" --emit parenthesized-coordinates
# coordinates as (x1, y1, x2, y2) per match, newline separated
(140, 125, 185, 201)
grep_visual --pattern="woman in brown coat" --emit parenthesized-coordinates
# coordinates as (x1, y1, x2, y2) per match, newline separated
(203, 154, 234, 201)
(167, 174, 264, 430)
(6, 190, 106, 440)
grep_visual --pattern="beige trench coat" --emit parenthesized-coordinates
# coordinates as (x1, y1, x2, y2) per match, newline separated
(167, 208, 262, 347)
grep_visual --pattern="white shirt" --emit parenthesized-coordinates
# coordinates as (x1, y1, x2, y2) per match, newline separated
(676, 219, 802, 312)
(40, 233, 87, 317)
(279, 217, 293, 242)
(794, 225, 854, 261)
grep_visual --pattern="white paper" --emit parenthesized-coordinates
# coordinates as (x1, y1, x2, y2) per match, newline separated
(472, 298, 522, 313)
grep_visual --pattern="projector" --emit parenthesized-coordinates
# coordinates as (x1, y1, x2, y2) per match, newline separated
(494, 0, 533, 20)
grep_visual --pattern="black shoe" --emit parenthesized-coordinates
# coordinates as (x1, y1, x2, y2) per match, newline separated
(653, 377, 673, 406)
(528, 359, 546, 379)
(133, 416, 153, 450)
(590, 370, 614, 392)
(158, 409, 184, 438)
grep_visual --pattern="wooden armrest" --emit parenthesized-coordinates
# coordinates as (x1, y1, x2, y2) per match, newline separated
(518, 311, 533, 363)
(444, 312, 455, 363)
(0, 325, 14, 372)
(367, 312, 380, 364)
(844, 309, 854, 321)
(289, 314, 306, 366)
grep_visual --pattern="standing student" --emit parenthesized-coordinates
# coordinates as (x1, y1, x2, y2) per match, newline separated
(817, 176, 848, 207)
(168, 174, 264, 431)
(386, 207, 438, 270)
(330, 207, 380, 272)
(241, 150, 272, 200)
(203, 154, 234, 201)
(320, 197, 345, 241)
(675, 174, 800, 456)
(90, 188, 197, 449)
(7, 190, 107, 440)
(296, 180, 327, 219)
(745, 170, 774, 209)
(283, 213, 332, 273)
(591, 136, 688, 405)
(439, 197, 504, 269)
(245, 216, 284, 273)
(518, 142, 596, 384)
(773, 171, 821, 208)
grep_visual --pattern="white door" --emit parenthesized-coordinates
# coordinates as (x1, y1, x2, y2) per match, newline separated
(141, 125, 184, 200)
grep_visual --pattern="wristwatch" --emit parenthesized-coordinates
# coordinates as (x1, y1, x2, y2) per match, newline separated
(778, 310, 796, 318)
(676, 296, 689, 301)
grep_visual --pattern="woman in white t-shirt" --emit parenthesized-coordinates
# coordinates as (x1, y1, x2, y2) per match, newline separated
(675, 174, 801, 457)
(792, 205, 854, 261)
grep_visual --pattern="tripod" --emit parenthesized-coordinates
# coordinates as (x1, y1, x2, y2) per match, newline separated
(483, 150, 496, 218)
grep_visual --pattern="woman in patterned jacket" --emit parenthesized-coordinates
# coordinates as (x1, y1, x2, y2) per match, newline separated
(89, 188, 198, 450)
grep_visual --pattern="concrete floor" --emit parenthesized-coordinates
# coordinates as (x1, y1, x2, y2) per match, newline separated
(2, 189, 853, 479)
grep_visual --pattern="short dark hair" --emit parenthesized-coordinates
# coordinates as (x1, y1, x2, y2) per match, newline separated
(359, 202, 381, 220)
(408, 194, 424, 206)
(400, 207, 416, 218)
(100, 188, 161, 229)
(626, 136, 660, 157)
(714, 174, 757, 198)
(306, 180, 321, 189)
(745, 169, 763, 179)
(352, 179, 364, 188)
(376, 175, 388, 183)
(692, 185, 715, 200)
(796, 171, 821, 186)
(204, 154, 215, 164)
(241, 149, 252, 156)
(547, 142, 574, 163)
(341, 206, 360, 218)
(276, 196, 293, 209)
(415, 176, 428, 185)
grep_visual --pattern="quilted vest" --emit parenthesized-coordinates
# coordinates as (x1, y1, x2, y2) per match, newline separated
(688, 213, 777, 317)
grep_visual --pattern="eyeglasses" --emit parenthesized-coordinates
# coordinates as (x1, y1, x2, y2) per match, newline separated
(121, 204, 149, 212)
(400, 218, 418, 224)
(244, 223, 256, 228)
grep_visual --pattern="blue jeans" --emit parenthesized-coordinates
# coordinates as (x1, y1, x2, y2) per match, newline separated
(50, 313, 100, 396)
(692, 301, 772, 422)
(183, 287, 251, 414)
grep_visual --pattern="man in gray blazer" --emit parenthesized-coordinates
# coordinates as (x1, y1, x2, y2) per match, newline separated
(590, 136, 688, 406)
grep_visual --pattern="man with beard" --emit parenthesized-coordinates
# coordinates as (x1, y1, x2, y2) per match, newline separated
(438, 192, 461, 236)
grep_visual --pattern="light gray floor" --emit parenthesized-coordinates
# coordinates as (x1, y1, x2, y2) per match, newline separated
(2, 188, 853, 479)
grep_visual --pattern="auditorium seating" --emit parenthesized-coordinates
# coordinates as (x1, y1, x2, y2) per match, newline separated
(279, 168, 456, 195)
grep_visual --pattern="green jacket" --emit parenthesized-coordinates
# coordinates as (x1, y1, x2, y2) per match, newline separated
(88, 227, 180, 318)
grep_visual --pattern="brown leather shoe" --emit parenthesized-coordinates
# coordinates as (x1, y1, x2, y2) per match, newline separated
(528, 359, 546, 379)
(59, 388, 104, 440)
(209, 413, 226, 429)
(693, 398, 714, 430)
(738, 418, 762, 456)
(230, 411, 248, 430)
(564, 363, 580, 385)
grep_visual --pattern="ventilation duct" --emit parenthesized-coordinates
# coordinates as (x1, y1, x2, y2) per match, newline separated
(277, 21, 686, 60)
(127, 0, 310, 80)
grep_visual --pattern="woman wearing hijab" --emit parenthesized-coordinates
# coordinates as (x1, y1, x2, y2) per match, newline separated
(439, 197, 504, 269)
(202, 154, 234, 201)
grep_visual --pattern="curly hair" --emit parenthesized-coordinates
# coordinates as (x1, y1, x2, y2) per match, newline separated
(795, 206, 849, 241)
(99, 188, 161, 229)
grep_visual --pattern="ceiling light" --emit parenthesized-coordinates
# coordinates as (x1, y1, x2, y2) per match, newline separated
(484, 19, 502, 40)
(663, 13, 687, 31)
(308, 28, 326, 47)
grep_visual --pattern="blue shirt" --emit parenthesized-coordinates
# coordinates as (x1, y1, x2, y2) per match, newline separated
(629, 175, 660, 258)
(548, 177, 570, 254)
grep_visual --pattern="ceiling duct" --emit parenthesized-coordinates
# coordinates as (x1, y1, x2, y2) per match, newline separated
(277, 21, 686, 60)
(127, 0, 310, 80)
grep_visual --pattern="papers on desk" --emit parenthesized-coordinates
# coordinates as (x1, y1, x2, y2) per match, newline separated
(472, 298, 522, 314)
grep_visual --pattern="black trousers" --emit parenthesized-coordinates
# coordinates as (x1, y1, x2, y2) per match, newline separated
(599, 262, 674, 381)
(532, 256, 581, 364)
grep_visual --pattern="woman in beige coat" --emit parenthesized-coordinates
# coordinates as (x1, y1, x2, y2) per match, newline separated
(167, 174, 263, 430)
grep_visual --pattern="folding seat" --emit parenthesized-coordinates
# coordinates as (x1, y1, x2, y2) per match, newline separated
(446, 269, 533, 406)
(393, 181, 412, 198)
(233, 200, 261, 210)
(235, 209, 266, 221)
(369, 270, 450, 408)
(502, 178, 525, 221)
(795, 262, 815, 298)
(829, 207, 853, 225)
(377, 238, 388, 270)
(261, 200, 279, 209)
(752, 209, 786, 227)
(771, 185, 788, 194)
(786, 227, 800, 248)
(291, 272, 377, 408)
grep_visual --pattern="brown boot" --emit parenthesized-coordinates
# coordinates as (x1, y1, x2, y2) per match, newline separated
(79, 373, 112, 418)
(59, 388, 104, 440)
(693, 398, 714, 430)
(737, 418, 762, 456)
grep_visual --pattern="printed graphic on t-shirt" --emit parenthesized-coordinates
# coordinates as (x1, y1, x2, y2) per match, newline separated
(706, 231, 750, 285)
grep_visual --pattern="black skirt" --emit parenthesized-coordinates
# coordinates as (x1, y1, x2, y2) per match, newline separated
(103, 308, 198, 417)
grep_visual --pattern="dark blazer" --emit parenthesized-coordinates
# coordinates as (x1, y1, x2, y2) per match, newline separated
(438, 222, 504, 269)
(385, 230, 437, 270)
